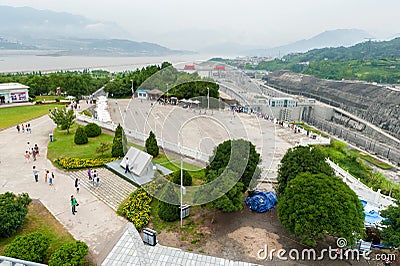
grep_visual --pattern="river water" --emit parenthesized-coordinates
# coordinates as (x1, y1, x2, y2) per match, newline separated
(0, 51, 217, 73)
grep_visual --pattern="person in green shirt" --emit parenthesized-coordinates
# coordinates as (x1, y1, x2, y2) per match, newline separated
(70, 195, 78, 215)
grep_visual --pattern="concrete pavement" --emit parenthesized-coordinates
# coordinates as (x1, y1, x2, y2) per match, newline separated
(0, 114, 127, 264)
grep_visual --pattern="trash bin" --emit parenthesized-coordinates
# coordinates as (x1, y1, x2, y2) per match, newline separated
(142, 228, 157, 246)
(179, 204, 190, 219)
(49, 134, 53, 142)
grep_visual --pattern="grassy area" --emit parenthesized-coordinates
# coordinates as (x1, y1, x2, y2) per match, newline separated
(0, 200, 75, 262)
(357, 151, 393, 170)
(0, 104, 64, 130)
(47, 123, 114, 163)
(49, 123, 206, 182)
(320, 140, 400, 200)
(34, 95, 68, 102)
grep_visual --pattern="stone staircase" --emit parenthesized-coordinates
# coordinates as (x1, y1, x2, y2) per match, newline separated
(69, 168, 137, 211)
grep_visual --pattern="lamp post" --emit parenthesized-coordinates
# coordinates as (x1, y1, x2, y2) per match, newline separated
(130, 79, 134, 95)
(207, 87, 210, 112)
(178, 136, 183, 228)
(166, 83, 169, 103)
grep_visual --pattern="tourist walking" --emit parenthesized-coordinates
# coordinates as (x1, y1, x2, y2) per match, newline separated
(93, 170, 97, 186)
(75, 178, 80, 193)
(34, 144, 39, 156)
(49, 172, 53, 186)
(25, 151, 30, 163)
(16, 124, 20, 133)
(21, 124, 24, 133)
(70, 195, 78, 215)
(32, 166, 39, 182)
(45, 170, 50, 183)
(124, 157, 130, 174)
(87, 167, 92, 180)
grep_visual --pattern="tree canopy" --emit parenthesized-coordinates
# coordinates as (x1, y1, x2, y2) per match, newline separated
(380, 201, 400, 248)
(277, 145, 334, 196)
(0, 192, 31, 237)
(278, 172, 364, 247)
(49, 108, 76, 133)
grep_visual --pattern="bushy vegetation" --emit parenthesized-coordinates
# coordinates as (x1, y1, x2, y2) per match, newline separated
(79, 110, 92, 117)
(48, 241, 88, 266)
(3, 232, 50, 263)
(145, 131, 159, 157)
(0, 192, 31, 237)
(278, 172, 364, 247)
(49, 108, 76, 133)
(74, 126, 88, 145)
(112, 124, 125, 157)
(118, 188, 152, 231)
(380, 201, 400, 248)
(194, 139, 261, 212)
(157, 183, 180, 222)
(55, 157, 116, 169)
(84, 122, 101, 137)
(320, 140, 400, 200)
(171, 169, 192, 186)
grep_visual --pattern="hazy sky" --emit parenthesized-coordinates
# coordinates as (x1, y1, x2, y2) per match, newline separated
(0, 0, 399, 50)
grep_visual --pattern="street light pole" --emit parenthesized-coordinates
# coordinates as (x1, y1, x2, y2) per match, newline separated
(180, 157, 183, 228)
(207, 87, 210, 112)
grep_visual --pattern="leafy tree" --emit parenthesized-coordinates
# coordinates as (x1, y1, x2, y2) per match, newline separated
(112, 124, 125, 157)
(277, 146, 334, 196)
(0, 192, 31, 237)
(4, 232, 50, 263)
(157, 182, 180, 222)
(48, 241, 88, 266)
(145, 131, 159, 157)
(49, 108, 76, 133)
(278, 172, 364, 247)
(84, 122, 101, 137)
(96, 142, 111, 156)
(74, 126, 88, 145)
(380, 201, 400, 248)
(171, 169, 192, 186)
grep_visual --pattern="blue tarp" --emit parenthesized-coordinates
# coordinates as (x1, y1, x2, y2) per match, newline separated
(364, 210, 384, 225)
(245, 191, 277, 213)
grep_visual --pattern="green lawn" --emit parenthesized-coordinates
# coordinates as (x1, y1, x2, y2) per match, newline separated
(47, 123, 114, 162)
(48, 123, 206, 182)
(0, 104, 65, 130)
(0, 200, 75, 262)
(34, 95, 67, 102)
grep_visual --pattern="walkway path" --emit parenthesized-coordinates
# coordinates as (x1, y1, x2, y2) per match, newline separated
(0, 114, 127, 265)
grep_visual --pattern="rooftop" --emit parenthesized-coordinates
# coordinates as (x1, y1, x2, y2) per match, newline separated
(0, 83, 29, 91)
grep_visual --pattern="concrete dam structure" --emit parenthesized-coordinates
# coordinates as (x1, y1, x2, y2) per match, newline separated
(266, 71, 400, 163)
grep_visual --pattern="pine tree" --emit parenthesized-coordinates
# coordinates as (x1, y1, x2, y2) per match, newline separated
(145, 131, 159, 157)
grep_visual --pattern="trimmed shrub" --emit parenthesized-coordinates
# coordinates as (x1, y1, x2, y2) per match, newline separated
(145, 131, 159, 157)
(74, 126, 88, 145)
(171, 169, 192, 186)
(3, 232, 50, 263)
(55, 157, 116, 169)
(0, 192, 31, 237)
(112, 124, 125, 157)
(157, 182, 180, 222)
(48, 241, 88, 266)
(118, 187, 152, 231)
(84, 123, 101, 137)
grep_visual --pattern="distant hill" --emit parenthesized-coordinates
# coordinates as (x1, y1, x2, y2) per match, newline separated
(247, 29, 373, 57)
(0, 5, 186, 56)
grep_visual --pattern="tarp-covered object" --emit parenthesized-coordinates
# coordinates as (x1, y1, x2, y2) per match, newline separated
(245, 191, 277, 213)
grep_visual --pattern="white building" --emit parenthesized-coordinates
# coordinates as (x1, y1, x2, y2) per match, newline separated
(268, 97, 298, 108)
(0, 83, 29, 104)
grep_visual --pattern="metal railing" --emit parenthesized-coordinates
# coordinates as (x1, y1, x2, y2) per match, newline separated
(0, 256, 46, 266)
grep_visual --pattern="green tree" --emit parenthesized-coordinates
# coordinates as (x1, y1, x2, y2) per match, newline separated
(74, 126, 88, 145)
(4, 232, 50, 263)
(380, 201, 400, 248)
(277, 146, 334, 196)
(49, 108, 76, 133)
(84, 122, 102, 137)
(278, 172, 364, 247)
(171, 169, 192, 186)
(112, 124, 125, 157)
(145, 131, 159, 157)
(96, 142, 111, 157)
(48, 241, 88, 266)
(157, 182, 180, 222)
(0, 192, 31, 237)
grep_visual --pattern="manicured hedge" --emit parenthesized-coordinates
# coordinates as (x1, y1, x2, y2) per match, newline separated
(84, 123, 101, 137)
(4, 232, 50, 263)
(55, 157, 116, 169)
(0, 192, 31, 237)
(48, 241, 88, 266)
(74, 126, 88, 145)
(118, 188, 152, 231)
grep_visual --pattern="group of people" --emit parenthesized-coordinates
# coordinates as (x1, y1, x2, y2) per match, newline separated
(16, 123, 32, 133)
(32, 166, 54, 186)
(25, 142, 40, 162)
(87, 168, 100, 187)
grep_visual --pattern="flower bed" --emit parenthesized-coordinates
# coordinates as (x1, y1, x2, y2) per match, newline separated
(118, 187, 152, 231)
(55, 157, 116, 169)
